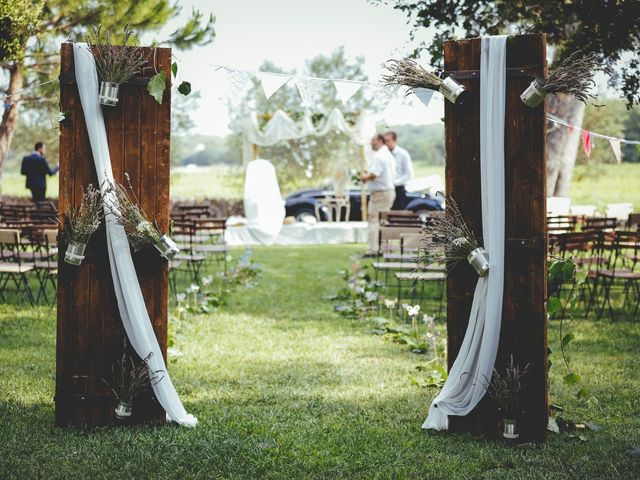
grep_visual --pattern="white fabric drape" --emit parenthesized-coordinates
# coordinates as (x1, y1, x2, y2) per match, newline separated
(73, 43, 197, 427)
(243, 159, 286, 244)
(241, 108, 376, 164)
(423, 36, 506, 431)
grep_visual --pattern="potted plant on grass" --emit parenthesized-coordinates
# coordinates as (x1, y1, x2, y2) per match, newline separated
(484, 356, 531, 440)
(102, 174, 180, 260)
(59, 184, 103, 266)
(86, 26, 148, 107)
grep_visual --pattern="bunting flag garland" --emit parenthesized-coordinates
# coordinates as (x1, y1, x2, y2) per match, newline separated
(332, 80, 362, 105)
(609, 138, 622, 164)
(225, 68, 253, 98)
(581, 129, 592, 157)
(257, 72, 290, 100)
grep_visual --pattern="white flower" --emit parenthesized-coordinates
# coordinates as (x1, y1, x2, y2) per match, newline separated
(187, 284, 200, 293)
(423, 314, 435, 325)
(136, 220, 153, 235)
(384, 298, 397, 309)
(365, 291, 378, 302)
(57, 111, 66, 122)
(176, 293, 186, 302)
(453, 237, 468, 247)
(355, 286, 365, 295)
(202, 275, 213, 286)
(405, 304, 420, 317)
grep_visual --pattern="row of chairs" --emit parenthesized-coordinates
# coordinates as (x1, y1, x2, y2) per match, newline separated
(372, 211, 446, 316)
(547, 212, 640, 235)
(554, 230, 640, 321)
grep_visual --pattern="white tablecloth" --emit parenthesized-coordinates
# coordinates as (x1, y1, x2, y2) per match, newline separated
(225, 221, 368, 246)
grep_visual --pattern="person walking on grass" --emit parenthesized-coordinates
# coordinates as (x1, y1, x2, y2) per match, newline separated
(21, 142, 58, 202)
(361, 134, 395, 257)
(384, 131, 413, 211)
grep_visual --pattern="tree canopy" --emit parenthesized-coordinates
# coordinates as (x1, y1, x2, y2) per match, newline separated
(381, 0, 640, 106)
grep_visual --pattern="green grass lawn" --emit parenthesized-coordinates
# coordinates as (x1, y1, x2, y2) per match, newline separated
(1, 245, 639, 479)
(3, 163, 639, 213)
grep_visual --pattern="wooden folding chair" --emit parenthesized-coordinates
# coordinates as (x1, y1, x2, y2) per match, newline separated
(0, 228, 35, 305)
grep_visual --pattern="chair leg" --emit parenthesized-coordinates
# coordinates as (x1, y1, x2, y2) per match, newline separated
(20, 273, 34, 306)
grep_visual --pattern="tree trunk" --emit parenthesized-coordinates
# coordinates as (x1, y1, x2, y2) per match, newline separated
(546, 93, 585, 197)
(0, 63, 24, 196)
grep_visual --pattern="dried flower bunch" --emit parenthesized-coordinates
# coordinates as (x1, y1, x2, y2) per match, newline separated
(382, 58, 443, 91)
(102, 346, 164, 404)
(540, 51, 604, 103)
(483, 356, 531, 417)
(420, 197, 480, 270)
(102, 174, 162, 250)
(86, 25, 148, 85)
(60, 184, 103, 243)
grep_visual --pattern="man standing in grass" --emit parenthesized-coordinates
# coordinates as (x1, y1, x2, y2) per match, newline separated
(21, 142, 58, 202)
(361, 134, 395, 256)
(384, 131, 413, 210)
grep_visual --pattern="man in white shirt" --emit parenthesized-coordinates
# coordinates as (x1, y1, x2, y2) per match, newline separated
(360, 134, 396, 256)
(384, 131, 414, 210)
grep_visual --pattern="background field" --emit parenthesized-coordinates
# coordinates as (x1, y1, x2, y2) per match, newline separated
(3, 162, 638, 214)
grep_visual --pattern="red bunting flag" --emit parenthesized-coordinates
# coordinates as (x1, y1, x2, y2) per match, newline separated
(609, 138, 622, 164)
(581, 130, 592, 158)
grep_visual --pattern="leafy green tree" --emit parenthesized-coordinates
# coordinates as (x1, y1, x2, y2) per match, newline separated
(227, 47, 373, 193)
(378, 0, 640, 196)
(580, 99, 627, 166)
(622, 108, 640, 163)
(0, 0, 214, 191)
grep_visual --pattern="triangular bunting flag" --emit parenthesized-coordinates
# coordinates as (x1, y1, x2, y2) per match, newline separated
(412, 88, 435, 108)
(581, 130, 592, 158)
(225, 68, 252, 98)
(258, 72, 291, 100)
(295, 77, 328, 108)
(609, 138, 622, 164)
(332, 80, 362, 104)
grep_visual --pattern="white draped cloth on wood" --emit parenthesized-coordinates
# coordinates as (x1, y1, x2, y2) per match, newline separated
(72, 43, 197, 427)
(423, 35, 506, 431)
(243, 159, 286, 244)
(241, 108, 376, 164)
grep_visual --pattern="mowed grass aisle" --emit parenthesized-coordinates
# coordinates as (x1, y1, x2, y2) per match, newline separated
(1, 245, 639, 479)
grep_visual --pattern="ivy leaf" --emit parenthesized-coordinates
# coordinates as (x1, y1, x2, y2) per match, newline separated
(561, 332, 575, 348)
(562, 261, 576, 282)
(171, 62, 178, 77)
(576, 386, 590, 399)
(147, 71, 167, 104)
(178, 81, 192, 96)
(548, 296, 562, 315)
(564, 372, 581, 386)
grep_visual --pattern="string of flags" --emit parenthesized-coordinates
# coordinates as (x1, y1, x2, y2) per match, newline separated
(547, 113, 640, 164)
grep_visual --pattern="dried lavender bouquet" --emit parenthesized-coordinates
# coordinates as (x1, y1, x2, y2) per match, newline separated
(102, 175, 179, 259)
(521, 50, 604, 107)
(60, 184, 103, 265)
(382, 58, 468, 105)
(86, 25, 148, 105)
(420, 197, 489, 276)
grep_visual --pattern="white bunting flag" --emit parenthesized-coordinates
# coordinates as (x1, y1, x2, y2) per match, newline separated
(225, 68, 252, 98)
(412, 88, 435, 108)
(295, 77, 328, 108)
(257, 72, 291, 100)
(609, 138, 622, 164)
(332, 80, 362, 105)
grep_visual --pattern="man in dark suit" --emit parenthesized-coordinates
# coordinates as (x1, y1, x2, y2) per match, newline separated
(21, 142, 58, 202)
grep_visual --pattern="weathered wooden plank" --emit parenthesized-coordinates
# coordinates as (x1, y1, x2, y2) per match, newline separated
(56, 44, 172, 427)
(444, 34, 547, 441)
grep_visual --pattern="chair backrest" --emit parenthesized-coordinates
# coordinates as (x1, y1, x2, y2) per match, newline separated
(583, 217, 617, 232)
(0, 228, 20, 245)
(547, 215, 578, 233)
(605, 203, 633, 221)
(0, 228, 21, 263)
(626, 213, 640, 231)
(379, 225, 421, 254)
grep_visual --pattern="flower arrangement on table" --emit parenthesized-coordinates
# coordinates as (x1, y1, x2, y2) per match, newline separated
(102, 174, 180, 259)
(521, 50, 605, 108)
(420, 197, 489, 277)
(59, 184, 104, 266)
(86, 25, 148, 107)
(382, 58, 469, 106)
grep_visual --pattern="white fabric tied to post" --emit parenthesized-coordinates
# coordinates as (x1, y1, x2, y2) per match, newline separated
(423, 35, 506, 431)
(72, 43, 197, 427)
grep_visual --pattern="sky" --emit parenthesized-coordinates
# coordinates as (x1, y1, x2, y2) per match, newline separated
(151, 0, 443, 136)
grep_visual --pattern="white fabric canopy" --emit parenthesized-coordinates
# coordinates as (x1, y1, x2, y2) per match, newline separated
(73, 43, 197, 427)
(242, 108, 376, 164)
(243, 159, 286, 244)
(423, 35, 506, 431)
